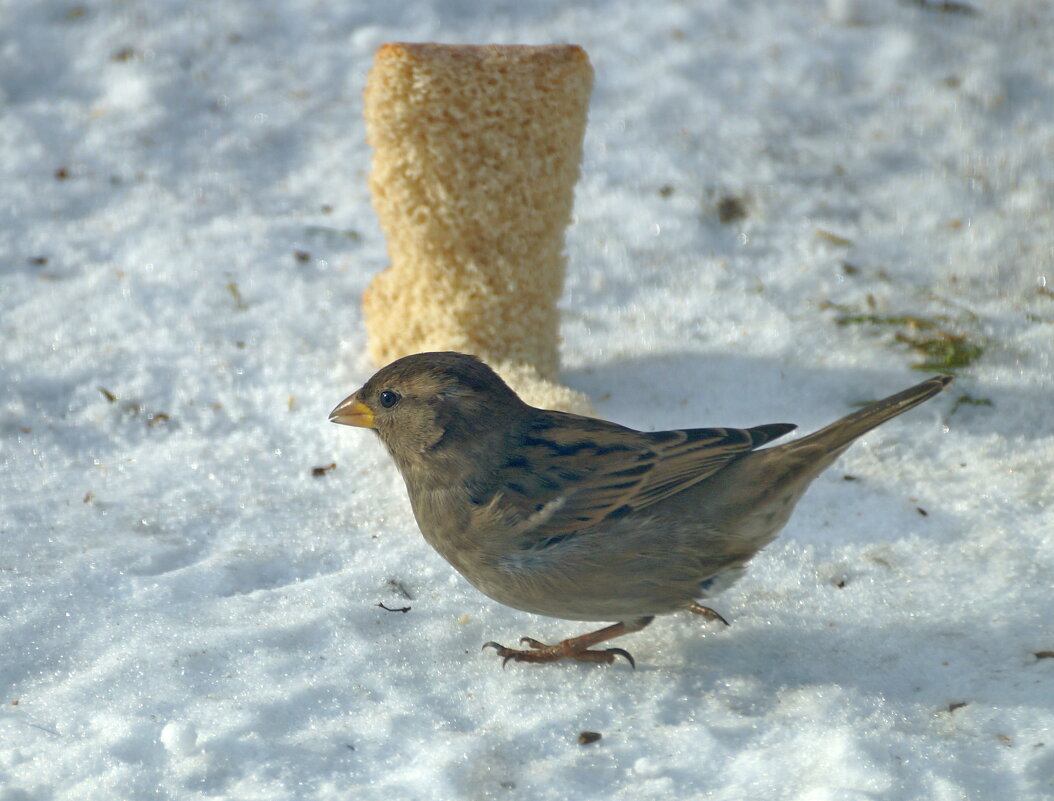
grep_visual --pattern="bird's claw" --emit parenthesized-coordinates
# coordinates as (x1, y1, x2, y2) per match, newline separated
(688, 603, 730, 626)
(603, 647, 636, 668)
(482, 641, 521, 669)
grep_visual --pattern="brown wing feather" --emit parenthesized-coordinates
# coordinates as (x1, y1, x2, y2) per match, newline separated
(485, 411, 796, 545)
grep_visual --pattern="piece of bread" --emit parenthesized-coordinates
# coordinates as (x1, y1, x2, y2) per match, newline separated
(361, 43, 594, 413)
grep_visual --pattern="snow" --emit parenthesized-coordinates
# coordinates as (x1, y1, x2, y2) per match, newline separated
(2, 1, 1052, 799)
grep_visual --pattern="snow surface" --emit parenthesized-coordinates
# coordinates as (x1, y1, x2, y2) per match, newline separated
(2, 1, 1053, 799)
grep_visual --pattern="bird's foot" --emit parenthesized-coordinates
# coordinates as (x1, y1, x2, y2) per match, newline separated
(481, 619, 651, 668)
(483, 638, 635, 668)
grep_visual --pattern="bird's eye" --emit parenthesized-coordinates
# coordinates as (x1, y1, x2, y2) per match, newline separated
(378, 389, 400, 409)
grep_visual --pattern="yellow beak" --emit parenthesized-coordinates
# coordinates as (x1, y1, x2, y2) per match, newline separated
(329, 395, 376, 428)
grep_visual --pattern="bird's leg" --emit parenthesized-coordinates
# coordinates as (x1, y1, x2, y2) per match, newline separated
(483, 617, 653, 668)
(688, 603, 729, 626)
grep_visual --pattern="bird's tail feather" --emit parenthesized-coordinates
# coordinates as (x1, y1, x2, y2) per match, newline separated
(791, 374, 952, 454)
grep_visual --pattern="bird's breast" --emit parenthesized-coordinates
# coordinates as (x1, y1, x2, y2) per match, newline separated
(405, 482, 495, 567)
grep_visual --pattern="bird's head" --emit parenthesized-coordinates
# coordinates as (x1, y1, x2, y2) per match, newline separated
(330, 351, 527, 472)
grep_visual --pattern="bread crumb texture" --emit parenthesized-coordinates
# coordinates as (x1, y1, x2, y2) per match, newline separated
(362, 43, 593, 411)
(493, 360, 596, 416)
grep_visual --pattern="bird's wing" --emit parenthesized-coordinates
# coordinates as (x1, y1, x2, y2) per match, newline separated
(484, 411, 796, 545)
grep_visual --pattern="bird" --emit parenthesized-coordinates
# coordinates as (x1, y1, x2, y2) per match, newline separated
(330, 351, 951, 667)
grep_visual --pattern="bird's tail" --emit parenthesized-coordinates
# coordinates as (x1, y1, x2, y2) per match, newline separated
(790, 374, 952, 455)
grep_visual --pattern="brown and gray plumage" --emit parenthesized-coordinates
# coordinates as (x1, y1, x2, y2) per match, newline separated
(330, 352, 951, 667)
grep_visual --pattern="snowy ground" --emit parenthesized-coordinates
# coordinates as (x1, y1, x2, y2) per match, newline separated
(2, 1, 1053, 799)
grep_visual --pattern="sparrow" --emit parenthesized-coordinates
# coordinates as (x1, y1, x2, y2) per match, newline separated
(330, 351, 951, 667)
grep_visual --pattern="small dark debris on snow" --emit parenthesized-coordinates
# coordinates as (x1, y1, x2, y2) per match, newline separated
(815, 228, 852, 247)
(909, 0, 979, 15)
(717, 195, 747, 224)
(226, 281, 247, 311)
(949, 393, 993, 416)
